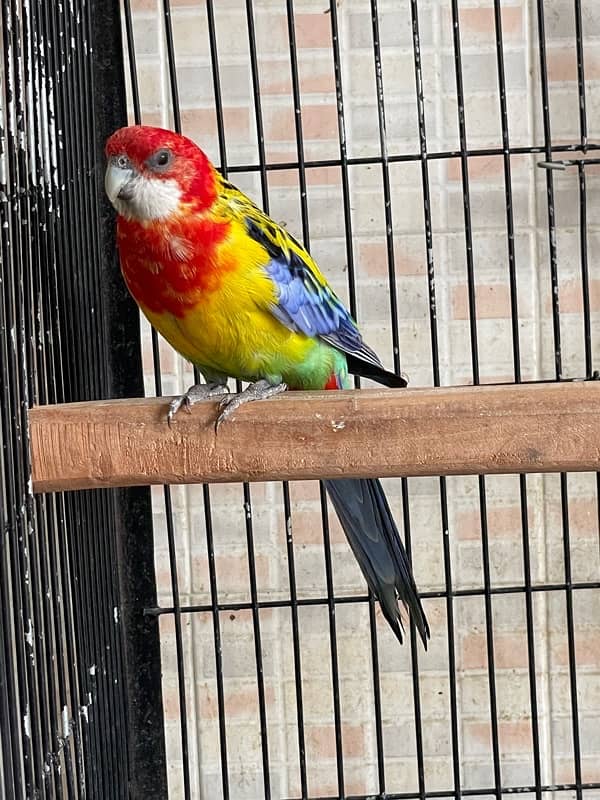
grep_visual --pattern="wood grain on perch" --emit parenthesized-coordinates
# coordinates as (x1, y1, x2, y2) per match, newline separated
(28, 382, 600, 493)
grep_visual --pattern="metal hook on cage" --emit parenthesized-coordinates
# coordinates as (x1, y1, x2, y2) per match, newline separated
(538, 157, 600, 170)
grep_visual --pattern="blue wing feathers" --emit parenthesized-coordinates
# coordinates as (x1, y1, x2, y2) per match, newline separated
(267, 257, 347, 338)
(244, 214, 408, 386)
(245, 217, 383, 363)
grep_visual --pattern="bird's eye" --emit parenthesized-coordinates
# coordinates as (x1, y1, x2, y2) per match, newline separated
(116, 154, 129, 169)
(151, 149, 172, 171)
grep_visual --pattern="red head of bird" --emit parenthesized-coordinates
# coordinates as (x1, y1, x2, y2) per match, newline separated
(104, 125, 217, 221)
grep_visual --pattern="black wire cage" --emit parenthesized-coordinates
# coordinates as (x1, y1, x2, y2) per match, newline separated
(2, 1, 600, 799)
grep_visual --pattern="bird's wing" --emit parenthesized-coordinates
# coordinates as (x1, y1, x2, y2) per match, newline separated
(216, 177, 384, 370)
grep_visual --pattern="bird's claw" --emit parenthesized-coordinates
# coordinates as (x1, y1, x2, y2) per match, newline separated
(215, 380, 287, 432)
(167, 382, 229, 426)
(167, 395, 187, 427)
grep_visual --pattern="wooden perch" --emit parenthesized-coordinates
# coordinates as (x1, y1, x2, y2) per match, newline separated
(28, 382, 600, 493)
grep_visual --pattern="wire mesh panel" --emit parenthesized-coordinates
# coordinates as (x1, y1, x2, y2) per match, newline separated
(116, 0, 600, 798)
(0, 0, 166, 797)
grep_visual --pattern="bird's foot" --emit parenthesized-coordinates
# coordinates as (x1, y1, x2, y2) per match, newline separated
(167, 382, 229, 426)
(216, 379, 287, 431)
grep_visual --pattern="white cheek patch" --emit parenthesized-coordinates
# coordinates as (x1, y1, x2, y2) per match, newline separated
(114, 174, 182, 221)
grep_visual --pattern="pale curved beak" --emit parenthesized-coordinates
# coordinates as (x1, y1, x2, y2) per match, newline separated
(104, 163, 134, 206)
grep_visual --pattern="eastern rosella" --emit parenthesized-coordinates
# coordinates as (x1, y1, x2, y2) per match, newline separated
(104, 125, 429, 647)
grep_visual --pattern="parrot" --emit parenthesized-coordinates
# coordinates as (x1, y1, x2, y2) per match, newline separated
(104, 125, 429, 647)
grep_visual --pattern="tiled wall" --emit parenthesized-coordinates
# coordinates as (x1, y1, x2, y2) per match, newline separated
(121, 1, 600, 797)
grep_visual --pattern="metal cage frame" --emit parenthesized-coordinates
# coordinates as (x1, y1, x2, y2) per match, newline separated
(1, 0, 600, 799)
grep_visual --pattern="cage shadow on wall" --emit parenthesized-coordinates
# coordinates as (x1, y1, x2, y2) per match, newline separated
(2, 0, 600, 799)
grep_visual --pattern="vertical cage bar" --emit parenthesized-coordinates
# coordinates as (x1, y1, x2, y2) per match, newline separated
(535, 5, 584, 798)
(408, 7, 463, 800)
(319, 488, 346, 799)
(203, 485, 231, 799)
(573, 0, 588, 150)
(369, 6, 429, 799)
(205, 3, 274, 795)
(577, 164, 592, 376)
(282, 482, 308, 798)
(247, 1, 308, 794)
(328, 2, 389, 793)
(285, 3, 347, 795)
(155, 4, 192, 798)
(449, 6, 504, 800)
(197, 11, 232, 787)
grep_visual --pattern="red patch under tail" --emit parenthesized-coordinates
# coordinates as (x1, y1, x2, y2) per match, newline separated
(324, 374, 342, 390)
